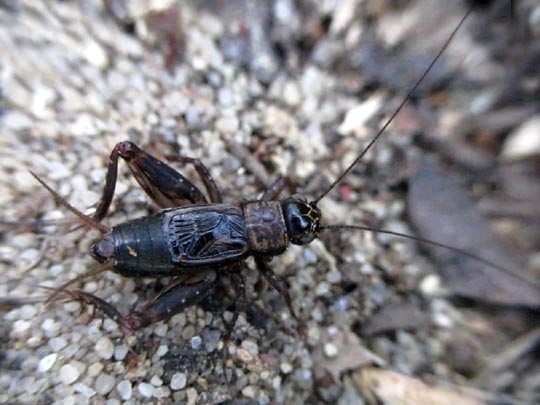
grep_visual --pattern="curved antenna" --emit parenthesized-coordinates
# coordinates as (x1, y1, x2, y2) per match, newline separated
(321, 224, 540, 288)
(314, 5, 475, 203)
(30, 171, 111, 234)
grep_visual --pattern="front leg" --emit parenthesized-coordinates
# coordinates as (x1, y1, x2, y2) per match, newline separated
(255, 256, 306, 336)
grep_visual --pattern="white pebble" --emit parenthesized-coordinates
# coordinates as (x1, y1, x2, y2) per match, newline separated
(324, 343, 338, 358)
(156, 344, 168, 358)
(170, 372, 187, 390)
(283, 81, 301, 107)
(117, 380, 132, 400)
(12, 320, 31, 336)
(49, 336, 68, 352)
(114, 344, 129, 361)
(315, 281, 330, 296)
(95, 374, 115, 395)
(59, 364, 80, 385)
(242, 385, 258, 399)
(154, 323, 168, 337)
(137, 382, 154, 398)
(37, 353, 57, 373)
(74, 383, 96, 398)
(280, 362, 293, 374)
(95, 337, 114, 360)
(83, 40, 109, 69)
(190, 336, 202, 349)
(501, 115, 540, 161)
(87, 362, 104, 377)
(150, 375, 163, 387)
(241, 339, 259, 355)
(215, 116, 239, 134)
(236, 348, 254, 364)
(419, 274, 442, 296)
(41, 318, 60, 333)
(154, 386, 171, 399)
(19, 303, 37, 319)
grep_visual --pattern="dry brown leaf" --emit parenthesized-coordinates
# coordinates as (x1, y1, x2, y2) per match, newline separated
(321, 331, 384, 380)
(353, 367, 486, 405)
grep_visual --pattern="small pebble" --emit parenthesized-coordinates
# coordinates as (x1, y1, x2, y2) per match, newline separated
(41, 318, 60, 334)
(87, 363, 104, 377)
(324, 343, 338, 358)
(236, 347, 254, 364)
(59, 364, 80, 385)
(280, 362, 293, 374)
(315, 282, 330, 296)
(19, 304, 38, 319)
(303, 249, 317, 263)
(12, 320, 31, 336)
(204, 330, 221, 352)
(95, 337, 114, 360)
(117, 380, 132, 400)
(186, 387, 198, 404)
(242, 385, 258, 399)
(37, 353, 57, 373)
(154, 323, 168, 337)
(95, 374, 115, 395)
(259, 393, 271, 405)
(84, 40, 109, 68)
(170, 373, 187, 390)
(156, 344, 168, 357)
(138, 382, 154, 398)
(215, 116, 239, 134)
(150, 375, 163, 387)
(154, 386, 171, 399)
(190, 336, 202, 350)
(49, 336, 68, 352)
(114, 345, 129, 361)
(182, 325, 195, 340)
(241, 339, 259, 355)
(74, 383, 96, 398)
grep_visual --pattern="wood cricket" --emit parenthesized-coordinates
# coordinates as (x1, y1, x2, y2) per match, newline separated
(29, 5, 521, 345)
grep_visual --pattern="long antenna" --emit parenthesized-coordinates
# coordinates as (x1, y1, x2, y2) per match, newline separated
(314, 5, 475, 203)
(321, 224, 540, 288)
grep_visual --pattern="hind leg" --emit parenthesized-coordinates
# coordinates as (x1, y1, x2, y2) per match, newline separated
(50, 270, 217, 334)
(92, 141, 221, 221)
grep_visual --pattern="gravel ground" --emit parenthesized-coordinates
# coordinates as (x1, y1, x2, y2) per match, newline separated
(1, 1, 539, 404)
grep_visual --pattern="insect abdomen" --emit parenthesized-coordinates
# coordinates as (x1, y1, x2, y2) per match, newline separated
(113, 215, 175, 277)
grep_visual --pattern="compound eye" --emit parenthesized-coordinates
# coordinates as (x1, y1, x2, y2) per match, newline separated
(282, 196, 319, 245)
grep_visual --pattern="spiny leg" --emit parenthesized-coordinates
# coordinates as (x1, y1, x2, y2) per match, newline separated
(50, 270, 217, 334)
(93, 141, 213, 221)
(255, 256, 306, 336)
(122, 270, 218, 331)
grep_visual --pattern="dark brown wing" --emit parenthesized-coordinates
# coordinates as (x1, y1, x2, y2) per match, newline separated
(163, 205, 249, 265)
